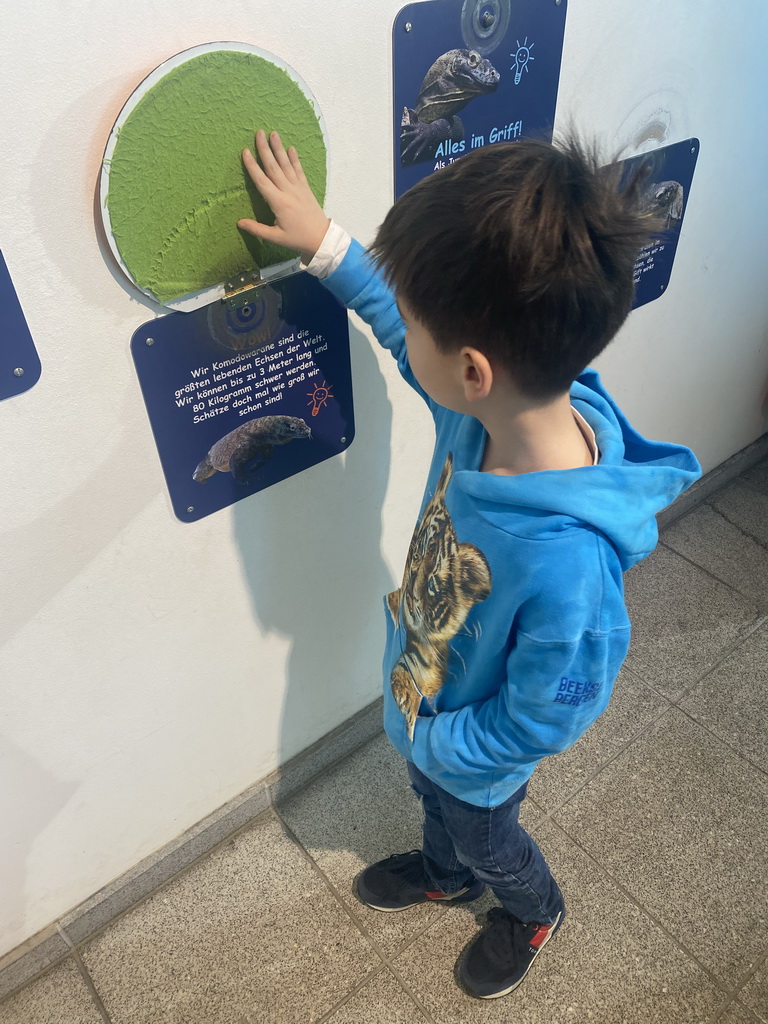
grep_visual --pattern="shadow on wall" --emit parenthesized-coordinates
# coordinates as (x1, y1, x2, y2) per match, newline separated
(233, 324, 396, 770)
(0, 423, 157, 646)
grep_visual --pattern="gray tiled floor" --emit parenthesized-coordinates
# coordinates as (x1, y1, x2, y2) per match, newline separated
(2, 458, 768, 1024)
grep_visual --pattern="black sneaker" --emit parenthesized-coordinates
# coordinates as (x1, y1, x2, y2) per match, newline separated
(356, 850, 485, 912)
(459, 907, 563, 998)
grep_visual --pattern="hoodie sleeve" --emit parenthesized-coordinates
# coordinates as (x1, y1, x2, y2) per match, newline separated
(314, 236, 434, 408)
(408, 627, 630, 803)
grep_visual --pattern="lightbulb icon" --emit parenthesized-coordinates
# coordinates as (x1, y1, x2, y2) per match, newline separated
(307, 380, 334, 417)
(510, 38, 534, 85)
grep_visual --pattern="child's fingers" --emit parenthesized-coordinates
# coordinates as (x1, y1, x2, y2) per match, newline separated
(254, 129, 287, 184)
(287, 146, 308, 185)
(242, 148, 279, 203)
(237, 218, 283, 245)
(268, 131, 298, 183)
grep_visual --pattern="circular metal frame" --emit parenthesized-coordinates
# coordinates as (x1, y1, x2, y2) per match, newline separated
(99, 41, 329, 311)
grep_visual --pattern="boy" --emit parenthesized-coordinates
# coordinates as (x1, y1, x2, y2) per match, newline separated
(237, 130, 700, 999)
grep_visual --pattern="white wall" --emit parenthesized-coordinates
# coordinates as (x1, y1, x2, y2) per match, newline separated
(1, 0, 766, 957)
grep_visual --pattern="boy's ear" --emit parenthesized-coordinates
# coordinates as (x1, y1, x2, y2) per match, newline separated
(459, 346, 493, 402)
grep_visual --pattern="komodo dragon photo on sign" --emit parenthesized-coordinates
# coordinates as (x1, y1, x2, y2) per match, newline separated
(193, 415, 311, 485)
(400, 48, 500, 165)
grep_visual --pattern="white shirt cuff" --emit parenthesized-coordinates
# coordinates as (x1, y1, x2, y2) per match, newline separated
(301, 220, 352, 279)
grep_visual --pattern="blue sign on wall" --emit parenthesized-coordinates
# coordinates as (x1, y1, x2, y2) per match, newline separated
(0, 251, 41, 401)
(132, 270, 353, 522)
(621, 138, 700, 310)
(393, 0, 567, 198)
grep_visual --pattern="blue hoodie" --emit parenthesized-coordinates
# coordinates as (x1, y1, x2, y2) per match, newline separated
(320, 239, 701, 808)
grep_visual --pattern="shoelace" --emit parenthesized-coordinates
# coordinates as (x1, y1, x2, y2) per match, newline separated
(381, 850, 420, 864)
(381, 851, 424, 879)
(481, 908, 534, 968)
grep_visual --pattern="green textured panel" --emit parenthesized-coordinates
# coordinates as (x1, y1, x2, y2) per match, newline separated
(105, 49, 327, 304)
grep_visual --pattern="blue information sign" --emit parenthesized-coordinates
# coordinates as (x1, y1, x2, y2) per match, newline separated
(393, 0, 567, 198)
(0, 251, 41, 401)
(621, 138, 700, 310)
(132, 270, 353, 522)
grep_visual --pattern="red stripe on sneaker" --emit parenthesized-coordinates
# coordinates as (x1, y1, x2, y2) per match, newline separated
(426, 890, 448, 900)
(529, 924, 551, 949)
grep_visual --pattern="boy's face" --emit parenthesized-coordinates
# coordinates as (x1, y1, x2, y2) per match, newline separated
(397, 296, 462, 411)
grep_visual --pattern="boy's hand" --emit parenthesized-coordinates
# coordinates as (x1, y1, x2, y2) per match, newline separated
(238, 129, 330, 265)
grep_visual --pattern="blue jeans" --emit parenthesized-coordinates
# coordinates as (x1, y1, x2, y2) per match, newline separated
(407, 761, 565, 925)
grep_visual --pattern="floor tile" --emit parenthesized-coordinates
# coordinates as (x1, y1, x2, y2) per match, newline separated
(81, 813, 379, 1024)
(555, 709, 768, 984)
(739, 956, 768, 1023)
(280, 732, 538, 957)
(718, 1002, 766, 1024)
(0, 930, 71, 1003)
(392, 822, 721, 1023)
(62, 785, 270, 948)
(710, 476, 768, 546)
(279, 733, 432, 956)
(0, 958, 102, 1024)
(528, 668, 668, 813)
(741, 459, 768, 495)
(318, 967, 431, 1023)
(623, 545, 759, 697)
(679, 622, 768, 772)
(663, 503, 768, 610)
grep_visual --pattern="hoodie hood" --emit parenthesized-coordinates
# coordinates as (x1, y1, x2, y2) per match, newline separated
(451, 370, 701, 570)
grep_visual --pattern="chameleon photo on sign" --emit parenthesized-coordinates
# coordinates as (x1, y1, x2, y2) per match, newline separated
(393, 0, 567, 198)
(618, 138, 700, 310)
(99, 44, 353, 521)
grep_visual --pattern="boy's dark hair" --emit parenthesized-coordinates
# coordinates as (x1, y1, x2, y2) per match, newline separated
(371, 136, 656, 398)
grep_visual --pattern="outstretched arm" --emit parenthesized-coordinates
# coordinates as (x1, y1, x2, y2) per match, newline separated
(238, 129, 330, 265)
(238, 131, 434, 410)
